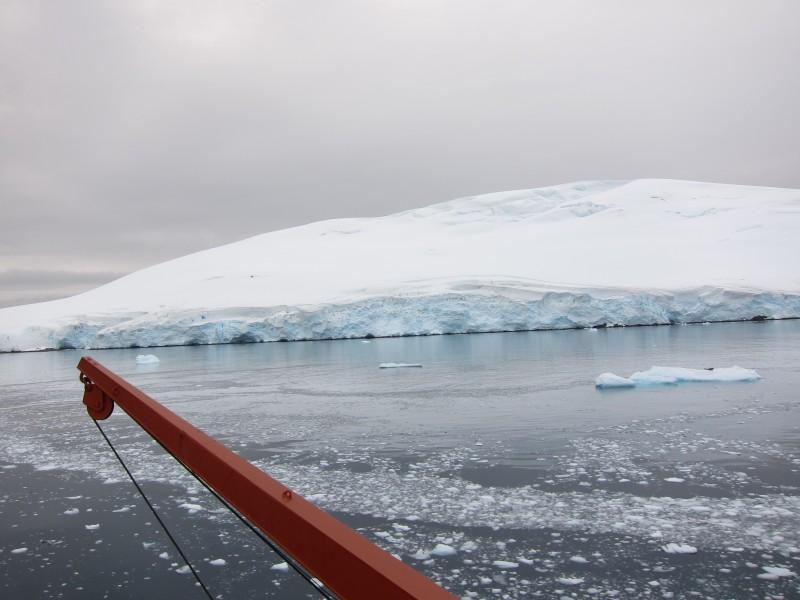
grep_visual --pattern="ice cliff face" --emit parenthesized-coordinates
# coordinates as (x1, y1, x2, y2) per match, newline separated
(1, 179, 798, 351)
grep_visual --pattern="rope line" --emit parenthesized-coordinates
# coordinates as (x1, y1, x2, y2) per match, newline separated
(145, 432, 335, 600)
(93, 418, 334, 599)
(93, 419, 215, 600)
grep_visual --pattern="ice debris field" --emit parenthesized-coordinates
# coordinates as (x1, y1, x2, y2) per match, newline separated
(595, 366, 761, 389)
(1, 178, 799, 352)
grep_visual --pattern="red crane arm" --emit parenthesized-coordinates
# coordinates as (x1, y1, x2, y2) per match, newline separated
(77, 356, 456, 600)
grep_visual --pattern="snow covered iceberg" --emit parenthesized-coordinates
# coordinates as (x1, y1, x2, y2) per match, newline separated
(595, 366, 761, 389)
(1, 179, 799, 352)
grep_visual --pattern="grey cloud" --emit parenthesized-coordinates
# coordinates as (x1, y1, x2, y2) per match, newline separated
(0, 269, 124, 308)
(1, 1, 799, 307)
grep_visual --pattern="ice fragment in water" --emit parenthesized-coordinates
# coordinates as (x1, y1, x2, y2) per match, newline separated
(662, 543, 697, 554)
(430, 543, 456, 557)
(135, 354, 160, 364)
(379, 363, 422, 369)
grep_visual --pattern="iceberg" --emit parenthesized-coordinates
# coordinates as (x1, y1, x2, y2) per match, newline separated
(1, 179, 799, 351)
(135, 354, 160, 365)
(596, 366, 760, 388)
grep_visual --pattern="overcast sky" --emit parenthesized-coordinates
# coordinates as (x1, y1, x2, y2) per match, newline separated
(1, 1, 798, 307)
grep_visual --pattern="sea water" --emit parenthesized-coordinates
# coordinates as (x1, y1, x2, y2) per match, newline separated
(1, 320, 798, 598)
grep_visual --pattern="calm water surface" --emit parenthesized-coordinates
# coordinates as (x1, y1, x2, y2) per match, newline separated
(1, 321, 799, 598)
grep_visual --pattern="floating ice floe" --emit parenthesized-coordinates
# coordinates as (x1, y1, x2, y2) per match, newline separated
(270, 561, 289, 573)
(757, 566, 796, 580)
(596, 366, 760, 389)
(135, 354, 160, 365)
(493, 560, 519, 569)
(662, 543, 698, 554)
(430, 543, 456, 557)
(209, 558, 226, 566)
(378, 363, 423, 369)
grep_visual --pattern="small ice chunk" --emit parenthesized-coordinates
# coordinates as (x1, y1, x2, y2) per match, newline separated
(662, 543, 697, 554)
(570, 555, 588, 563)
(664, 477, 685, 483)
(84, 524, 100, 530)
(379, 363, 422, 369)
(178, 503, 203, 513)
(270, 562, 289, 573)
(158, 552, 170, 560)
(175, 565, 191, 574)
(492, 560, 519, 569)
(11, 547, 28, 554)
(411, 550, 431, 560)
(135, 354, 160, 364)
(557, 577, 584, 585)
(595, 373, 635, 388)
(431, 543, 456, 557)
(64, 508, 79, 515)
(209, 558, 226, 566)
(757, 566, 796, 580)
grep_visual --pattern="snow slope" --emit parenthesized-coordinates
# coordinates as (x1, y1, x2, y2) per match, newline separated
(1, 179, 799, 351)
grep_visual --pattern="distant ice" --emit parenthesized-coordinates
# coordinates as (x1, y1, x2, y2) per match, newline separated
(11, 547, 28, 554)
(84, 523, 100, 530)
(209, 558, 226, 566)
(379, 363, 423, 369)
(270, 562, 289, 573)
(597, 366, 760, 388)
(63, 507, 79, 515)
(135, 354, 160, 364)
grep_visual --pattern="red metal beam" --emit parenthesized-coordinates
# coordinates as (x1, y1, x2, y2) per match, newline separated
(77, 356, 456, 600)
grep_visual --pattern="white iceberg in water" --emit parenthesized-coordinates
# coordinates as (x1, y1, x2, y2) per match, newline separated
(594, 372, 636, 388)
(596, 366, 760, 388)
(1, 179, 799, 352)
(135, 354, 160, 364)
